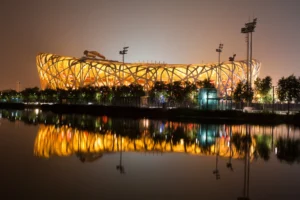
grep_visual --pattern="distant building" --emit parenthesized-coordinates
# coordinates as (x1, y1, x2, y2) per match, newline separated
(36, 53, 261, 94)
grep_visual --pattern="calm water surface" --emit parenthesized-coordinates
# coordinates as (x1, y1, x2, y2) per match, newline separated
(1, 110, 300, 200)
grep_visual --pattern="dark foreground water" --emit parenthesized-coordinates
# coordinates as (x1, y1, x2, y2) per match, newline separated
(1, 109, 300, 200)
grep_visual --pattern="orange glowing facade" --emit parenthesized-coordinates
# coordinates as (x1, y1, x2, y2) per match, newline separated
(34, 124, 256, 160)
(36, 53, 261, 92)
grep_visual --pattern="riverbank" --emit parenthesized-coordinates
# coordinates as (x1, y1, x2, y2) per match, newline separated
(1, 102, 299, 125)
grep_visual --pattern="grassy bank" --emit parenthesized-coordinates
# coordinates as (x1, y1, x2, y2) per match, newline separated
(1, 102, 299, 125)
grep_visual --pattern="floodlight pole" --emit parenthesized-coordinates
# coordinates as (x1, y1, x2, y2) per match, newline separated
(229, 54, 236, 99)
(272, 86, 275, 113)
(246, 33, 250, 98)
(241, 18, 257, 106)
(119, 46, 129, 86)
(250, 32, 253, 94)
(216, 43, 224, 95)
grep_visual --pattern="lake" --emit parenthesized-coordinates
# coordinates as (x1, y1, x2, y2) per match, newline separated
(1, 109, 300, 200)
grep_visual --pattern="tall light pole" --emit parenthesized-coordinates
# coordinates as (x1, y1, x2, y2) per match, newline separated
(216, 43, 224, 94)
(229, 54, 236, 110)
(229, 54, 236, 97)
(119, 46, 129, 85)
(241, 18, 257, 106)
(272, 85, 276, 113)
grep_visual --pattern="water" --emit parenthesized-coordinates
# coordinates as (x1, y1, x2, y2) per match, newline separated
(1, 109, 300, 200)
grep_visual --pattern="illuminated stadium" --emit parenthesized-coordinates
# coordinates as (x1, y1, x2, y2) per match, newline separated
(36, 52, 261, 93)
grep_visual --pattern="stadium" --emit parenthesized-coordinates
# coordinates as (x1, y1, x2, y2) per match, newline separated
(36, 52, 261, 94)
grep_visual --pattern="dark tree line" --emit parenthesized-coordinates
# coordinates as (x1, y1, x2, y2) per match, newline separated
(0, 79, 215, 106)
(232, 74, 300, 113)
(277, 75, 300, 114)
(2, 74, 300, 111)
(232, 76, 272, 105)
(0, 85, 144, 105)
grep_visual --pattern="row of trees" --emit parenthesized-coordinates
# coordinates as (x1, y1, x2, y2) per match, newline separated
(0, 84, 144, 104)
(148, 79, 214, 106)
(0, 79, 214, 106)
(232, 76, 272, 104)
(232, 74, 300, 113)
(277, 75, 300, 112)
(1, 75, 300, 110)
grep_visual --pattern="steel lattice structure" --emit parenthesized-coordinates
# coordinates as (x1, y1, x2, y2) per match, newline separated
(36, 53, 261, 93)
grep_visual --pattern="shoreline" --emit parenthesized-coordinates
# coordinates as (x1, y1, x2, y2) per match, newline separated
(0, 102, 299, 125)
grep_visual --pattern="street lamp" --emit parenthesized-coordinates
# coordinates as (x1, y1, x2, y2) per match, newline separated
(241, 18, 257, 106)
(216, 43, 224, 94)
(119, 46, 129, 85)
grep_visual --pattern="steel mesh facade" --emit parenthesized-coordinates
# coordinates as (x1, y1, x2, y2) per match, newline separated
(36, 53, 261, 92)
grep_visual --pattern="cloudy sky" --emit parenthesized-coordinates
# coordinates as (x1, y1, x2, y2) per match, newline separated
(1, 0, 300, 90)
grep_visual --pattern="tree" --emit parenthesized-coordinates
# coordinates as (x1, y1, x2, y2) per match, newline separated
(254, 76, 272, 104)
(277, 75, 300, 114)
(0, 89, 19, 102)
(113, 85, 131, 98)
(40, 88, 58, 103)
(196, 79, 215, 89)
(149, 82, 168, 104)
(165, 81, 197, 106)
(242, 83, 254, 103)
(182, 81, 197, 106)
(233, 82, 244, 103)
(78, 86, 96, 103)
(56, 89, 69, 103)
(95, 86, 112, 104)
(129, 83, 145, 97)
(233, 81, 254, 107)
(168, 81, 184, 103)
(21, 87, 40, 103)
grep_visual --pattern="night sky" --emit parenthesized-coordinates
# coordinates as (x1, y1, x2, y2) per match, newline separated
(1, 0, 300, 90)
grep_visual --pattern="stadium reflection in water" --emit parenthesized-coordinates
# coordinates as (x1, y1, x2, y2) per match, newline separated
(34, 123, 254, 159)
(1, 109, 299, 165)
(31, 118, 298, 200)
(2, 109, 300, 199)
(26, 115, 299, 164)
